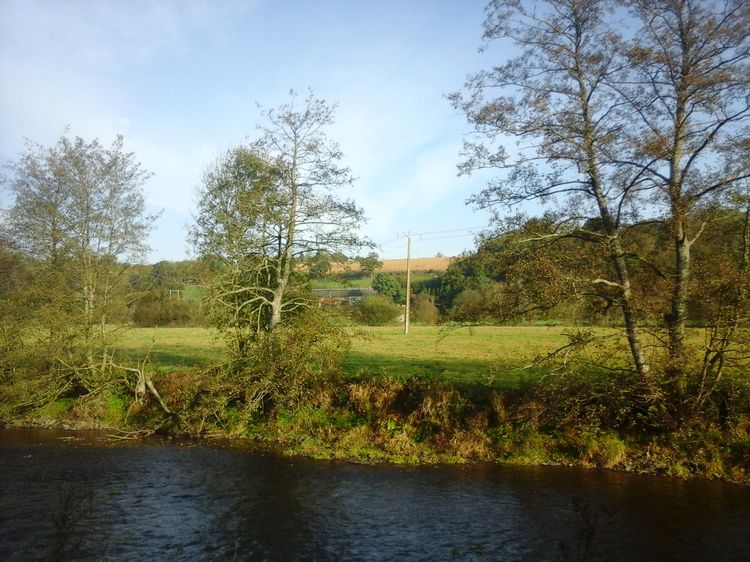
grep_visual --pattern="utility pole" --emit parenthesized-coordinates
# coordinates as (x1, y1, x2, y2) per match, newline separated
(404, 233, 411, 335)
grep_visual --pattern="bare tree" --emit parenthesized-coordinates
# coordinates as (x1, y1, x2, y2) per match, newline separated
(450, 0, 650, 376)
(616, 0, 750, 376)
(190, 91, 368, 353)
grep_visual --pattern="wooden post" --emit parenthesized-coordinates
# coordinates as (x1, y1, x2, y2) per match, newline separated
(404, 234, 411, 335)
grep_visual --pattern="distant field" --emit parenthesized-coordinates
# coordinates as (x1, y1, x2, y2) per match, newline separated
(331, 256, 453, 275)
(114, 325, 576, 388)
(376, 256, 452, 273)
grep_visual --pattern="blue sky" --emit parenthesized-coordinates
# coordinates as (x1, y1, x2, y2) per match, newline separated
(1, 0, 501, 262)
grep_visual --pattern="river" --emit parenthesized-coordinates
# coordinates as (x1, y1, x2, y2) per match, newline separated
(1, 428, 748, 561)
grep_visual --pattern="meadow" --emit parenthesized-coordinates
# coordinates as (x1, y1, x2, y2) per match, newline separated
(114, 325, 574, 389)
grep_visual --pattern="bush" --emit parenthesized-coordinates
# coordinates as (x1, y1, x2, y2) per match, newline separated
(450, 288, 485, 320)
(410, 293, 439, 324)
(355, 295, 402, 325)
(373, 273, 406, 304)
(241, 308, 350, 409)
(132, 290, 197, 326)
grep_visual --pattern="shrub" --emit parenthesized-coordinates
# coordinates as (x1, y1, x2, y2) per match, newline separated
(241, 308, 349, 409)
(132, 289, 197, 326)
(372, 273, 406, 304)
(355, 294, 402, 325)
(450, 288, 484, 320)
(410, 293, 439, 324)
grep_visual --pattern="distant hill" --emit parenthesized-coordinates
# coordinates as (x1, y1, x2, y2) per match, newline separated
(374, 256, 452, 273)
(328, 256, 453, 275)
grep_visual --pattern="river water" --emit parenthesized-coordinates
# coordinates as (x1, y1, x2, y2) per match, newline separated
(1, 428, 749, 561)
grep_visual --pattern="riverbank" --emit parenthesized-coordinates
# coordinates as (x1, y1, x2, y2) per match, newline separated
(3, 369, 749, 486)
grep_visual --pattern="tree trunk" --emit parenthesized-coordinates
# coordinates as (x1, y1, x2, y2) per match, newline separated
(666, 77, 689, 378)
(612, 238, 650, 377)
(268, 147, 299, 331)
(270, 290, 283, 330)
(572, 22, 649, 378)
(667, 216, 690, 372)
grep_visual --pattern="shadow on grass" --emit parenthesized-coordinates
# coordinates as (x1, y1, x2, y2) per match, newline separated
(343, 352, 546, 391)
(112, 347, 223, 370)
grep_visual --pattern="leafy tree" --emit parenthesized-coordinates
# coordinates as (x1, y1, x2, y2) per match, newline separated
(372, 272, 406, 304)
(357, 251, 382, 277)
(190, 92, 368, 356)
(148, 261, 183, 289)
(0, 247, 32, 374)
(436, 239, 505, 313)
(190, 150, 281, 354)
(307, 251, 333, 279)
(4, 133, 157, 376)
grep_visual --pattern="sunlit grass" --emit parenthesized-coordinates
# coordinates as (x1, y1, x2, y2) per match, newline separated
(113, 324, 581, 387)
(344, 325, 575, 388)
(113, 327, 224, 370)
(109, 323, 737, 388)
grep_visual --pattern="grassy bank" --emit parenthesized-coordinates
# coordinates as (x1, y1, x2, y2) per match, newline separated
(2, 325, 748, 485)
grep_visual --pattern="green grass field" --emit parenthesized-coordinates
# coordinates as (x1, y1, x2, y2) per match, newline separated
(114, 327, 225, 369)
(114, 325, 575, 388)
(343, 325, 572, 388)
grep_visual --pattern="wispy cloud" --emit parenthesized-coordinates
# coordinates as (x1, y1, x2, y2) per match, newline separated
(2, 0, 494, 261)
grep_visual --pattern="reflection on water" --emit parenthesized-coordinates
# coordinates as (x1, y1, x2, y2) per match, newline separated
(1, 428, 749, 560)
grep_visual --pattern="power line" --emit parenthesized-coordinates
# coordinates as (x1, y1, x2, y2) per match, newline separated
(412, 225, 485, 237)
(377, 241, 408, 252)
(377, 236, 400, 247)
(418, 233, 480, 242)
(374, 225, 485, 249)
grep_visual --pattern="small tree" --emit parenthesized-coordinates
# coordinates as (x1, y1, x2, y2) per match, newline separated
(307, 251, 333, 279)
(357, 251, 382, 278)
(373, 272, 406, 304)
(190, 91, 369, 356)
